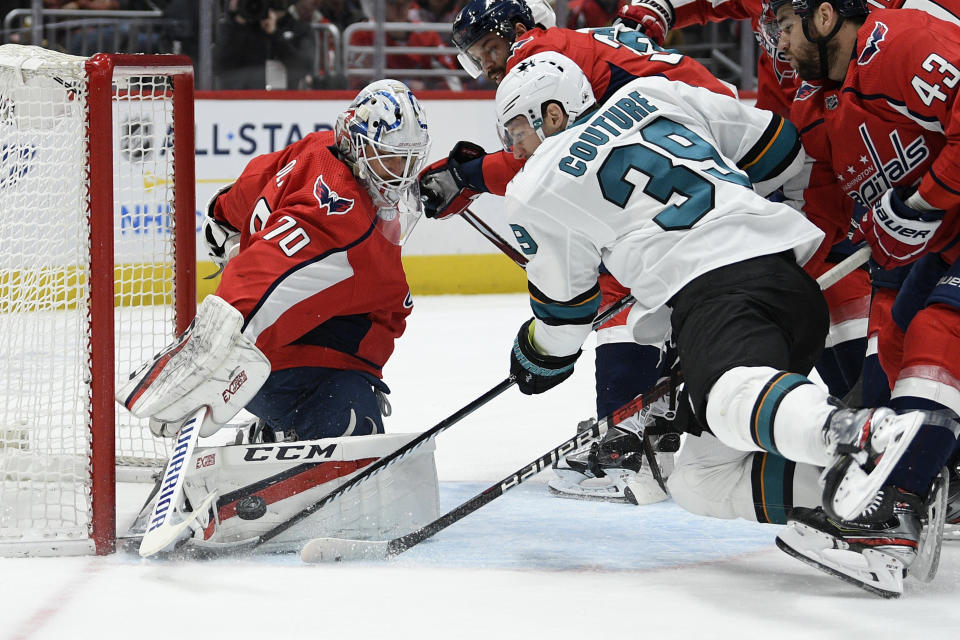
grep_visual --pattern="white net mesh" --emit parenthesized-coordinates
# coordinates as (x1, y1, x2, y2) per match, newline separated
(0, 45, 188, 552)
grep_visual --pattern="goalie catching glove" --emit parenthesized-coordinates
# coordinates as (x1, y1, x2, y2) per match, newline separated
(510, 318, 581, 395)
(116, 295, 271, 438)
(849, 187, 945, 269)
(418, 140, 487, 220)
(202, 183, 241, 276)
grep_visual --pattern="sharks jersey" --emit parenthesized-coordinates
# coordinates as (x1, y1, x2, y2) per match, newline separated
(211, 131, 413, 378)
(504, 77, 823, 355)
(474, 25, 738, 196)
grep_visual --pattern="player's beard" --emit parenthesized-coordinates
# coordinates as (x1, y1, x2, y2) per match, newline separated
(792, 25, 844, 81)
(792, 44, 824, 81)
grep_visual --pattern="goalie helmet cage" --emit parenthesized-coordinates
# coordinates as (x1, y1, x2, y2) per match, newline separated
(0, 45, 196, 556)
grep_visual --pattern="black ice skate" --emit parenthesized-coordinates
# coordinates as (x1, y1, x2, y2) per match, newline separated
(943, 463, 960, 541)
(549, 425, 677, 505)
(776, 485, 924, 598)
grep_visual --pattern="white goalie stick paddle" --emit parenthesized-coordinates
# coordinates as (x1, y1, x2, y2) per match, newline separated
(300, 378, 674, 562)
(139, 405, 208, 557)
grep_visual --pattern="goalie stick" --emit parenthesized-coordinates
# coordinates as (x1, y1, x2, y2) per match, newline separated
(300, 246, 876, 562)
(301, 377, 675, 562)
(138, 406, 209, 557)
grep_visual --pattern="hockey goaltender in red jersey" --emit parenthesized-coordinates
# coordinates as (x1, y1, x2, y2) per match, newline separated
(115, 80, 441, 556)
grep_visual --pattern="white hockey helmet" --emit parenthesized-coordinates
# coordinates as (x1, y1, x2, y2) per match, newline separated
(495, 52, 595, 150)
(335, 79, 431, 243)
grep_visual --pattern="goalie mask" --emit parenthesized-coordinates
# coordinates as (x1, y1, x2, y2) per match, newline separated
(335, 79, 431, 244)
(495, 52, 595, 151)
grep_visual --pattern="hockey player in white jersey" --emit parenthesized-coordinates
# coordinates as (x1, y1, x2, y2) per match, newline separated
(496, 51, 933, 578)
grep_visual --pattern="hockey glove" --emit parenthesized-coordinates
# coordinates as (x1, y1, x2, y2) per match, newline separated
(202, 183, 240, 274)
(510, 318, 581, 395)
(418, 140, 487, 220)
(849, 187, 944, 270)
(614, 0, 675, 47)
(203, 215, 240, 270)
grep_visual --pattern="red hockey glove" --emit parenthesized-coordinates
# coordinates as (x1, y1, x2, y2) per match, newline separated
(418, 140, 487, 220)
(614, 0, 675, 47)
(849, 187, 944, 270)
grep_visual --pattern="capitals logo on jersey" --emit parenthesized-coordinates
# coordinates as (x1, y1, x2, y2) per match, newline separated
(794, 82, 821, 102)
(313, 175, 354, 215)
(841, 123, 929, 208)
(858, 22, 888, 66)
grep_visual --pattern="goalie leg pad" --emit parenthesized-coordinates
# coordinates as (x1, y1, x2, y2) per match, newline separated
(126, 432, 440, 550)
(117, 295, 271, 432)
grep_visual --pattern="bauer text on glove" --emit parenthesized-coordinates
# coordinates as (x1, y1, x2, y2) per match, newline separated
(849, 187, 944, 269)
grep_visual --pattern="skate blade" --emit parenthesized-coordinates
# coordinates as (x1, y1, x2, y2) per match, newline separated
(825, 412, 923, 521)
(911, 467, 947, 583)
(547, 484, 635, 504)
(776, 522, 904, 598)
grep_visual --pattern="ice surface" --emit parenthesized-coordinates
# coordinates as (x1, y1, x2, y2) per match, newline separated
(2, 294, 959, 639)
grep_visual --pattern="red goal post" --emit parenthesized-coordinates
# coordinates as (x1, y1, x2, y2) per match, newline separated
(0, 46, 196, 556)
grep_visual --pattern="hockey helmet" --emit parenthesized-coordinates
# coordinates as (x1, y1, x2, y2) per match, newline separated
(496, 52, 596, 150)
(792, 0, 870, 20)
(335, 80, 431, 244)
(452, 0, 536, 78)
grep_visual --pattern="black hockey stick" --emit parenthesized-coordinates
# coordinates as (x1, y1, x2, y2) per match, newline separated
(300, 377, 675, 562)
(461, 207, 529, 267)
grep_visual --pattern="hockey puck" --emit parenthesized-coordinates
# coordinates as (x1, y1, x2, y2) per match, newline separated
(236, 495, 267, 520)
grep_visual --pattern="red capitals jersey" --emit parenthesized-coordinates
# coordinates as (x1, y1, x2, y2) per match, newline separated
(212, 131, 413, 378)
(672, 0, 799, 116)
(479, 26, 737, 194)
(790, 10, 960, 259)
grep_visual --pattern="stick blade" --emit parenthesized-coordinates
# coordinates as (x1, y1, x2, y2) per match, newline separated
(300, 537, 392, 563)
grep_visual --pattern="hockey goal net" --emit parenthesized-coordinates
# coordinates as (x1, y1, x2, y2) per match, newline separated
(0, 45, 195, 556)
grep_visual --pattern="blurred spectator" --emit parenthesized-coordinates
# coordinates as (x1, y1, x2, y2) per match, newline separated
(276, 0, 318, 87)
(316, 0, 366, 31)
(349, 0, 460, 90)
(161, 0, 198, 58)
(567, 0, 622, 28)
(56, 0, 162, 54)
(411, 0, 461, 23)
(288, 0, 321, 22)
(214, 0, 314, 89)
